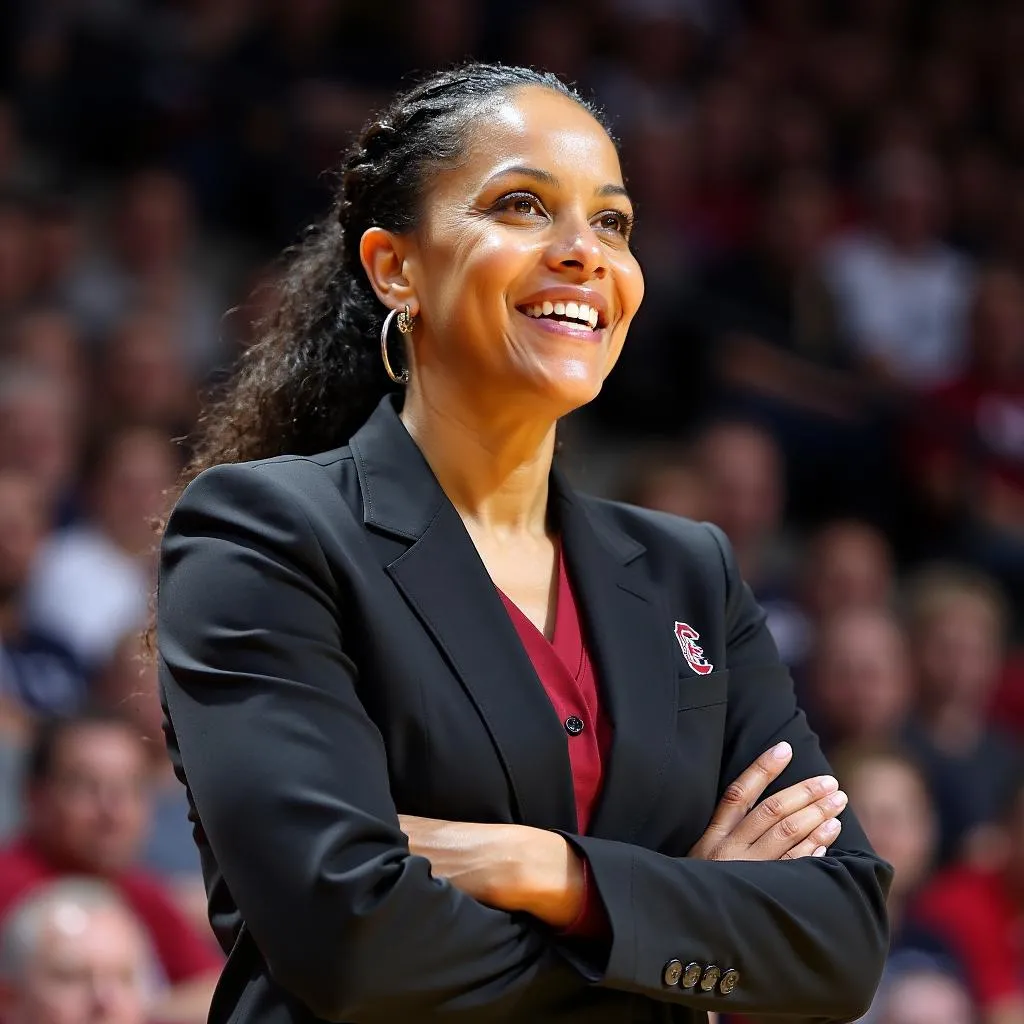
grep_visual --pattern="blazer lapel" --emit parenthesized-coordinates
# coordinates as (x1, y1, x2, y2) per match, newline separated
(349, 398, 578, 833)
(555, 477, 679, 842)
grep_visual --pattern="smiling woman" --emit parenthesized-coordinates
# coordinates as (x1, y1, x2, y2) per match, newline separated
(155, 63, 892, 1024)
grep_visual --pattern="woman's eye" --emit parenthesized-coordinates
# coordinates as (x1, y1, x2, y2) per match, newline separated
(496, 193, 544, 218)
(596, 211, 633, 236)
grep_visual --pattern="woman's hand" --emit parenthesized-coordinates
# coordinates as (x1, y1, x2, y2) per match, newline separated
(689, 741, 847, 862)
(398, 815, 585, 928)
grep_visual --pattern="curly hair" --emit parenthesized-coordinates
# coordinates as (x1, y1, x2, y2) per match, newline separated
(178, 63, 610, 489)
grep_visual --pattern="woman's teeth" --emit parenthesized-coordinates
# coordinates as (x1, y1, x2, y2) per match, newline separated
(524, 300, 600, 330)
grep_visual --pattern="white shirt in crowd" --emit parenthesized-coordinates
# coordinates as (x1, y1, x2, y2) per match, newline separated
(25, 524, 150, 669)
(824, 230, 973, 388)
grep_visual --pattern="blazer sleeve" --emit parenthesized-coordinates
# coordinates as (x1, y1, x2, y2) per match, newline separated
(157, 463, 559, 1022)
(560, 522, 893, 1022)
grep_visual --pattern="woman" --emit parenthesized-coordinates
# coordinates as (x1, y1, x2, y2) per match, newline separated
(156, 64, 891, 1023)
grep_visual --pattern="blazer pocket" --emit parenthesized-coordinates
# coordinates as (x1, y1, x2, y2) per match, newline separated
(677, 669, 730, 711)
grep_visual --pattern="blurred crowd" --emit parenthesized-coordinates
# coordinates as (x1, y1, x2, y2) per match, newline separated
(0, 0, 1022, 1022)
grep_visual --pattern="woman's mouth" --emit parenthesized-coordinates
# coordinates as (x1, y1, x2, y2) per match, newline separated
(516, 300, 602, 334)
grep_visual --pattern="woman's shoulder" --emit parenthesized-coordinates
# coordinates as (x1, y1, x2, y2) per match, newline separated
(170, 445, 362, 537)
(181, 445, 357, 502)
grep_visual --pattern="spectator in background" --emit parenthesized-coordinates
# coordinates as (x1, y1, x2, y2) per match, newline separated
(594, 2, 700, 131)
(914, 776, 1024, 1024)
(825, 145, 972, 390)
(991, 648, 1024, 743)
(803, 608, 912, 755)
(902, 565, 1020, 865)
(947, 142, 1008, 258)
(0, 364, 79, 525)
(905, 266, 1024, 604)
(761, 93, 830, 179)
(833, 745, 957, 971)
(866, 966, 976, 1024)
(802, 520, 896, 625)
(5, 309, 87, 426)
(26, 427, 178, 671)
(616, 446, 711, 524)
(683, 74, 761, 257)
(0, 735, 21, 844)
(96, 630, 206, 935)
(507, 1, 593, 96)
(93, 311, 197, 437)
(704, 169, 847, 410)
(0, 471, 87, 730)
(0, 193, 39, 317)
(0, 101, 37, 195)
(0, 878, 152, 1024)
(691, 418, 788, 586)
(65, 169, 228, 377)
(32, 197, 85, 311)
(778, 519, 896, 672)
(702, 169, 895, 523)
(0, 712, 219, 1023)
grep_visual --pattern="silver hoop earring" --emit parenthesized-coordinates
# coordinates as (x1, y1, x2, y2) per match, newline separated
(380, 306, 411, 384)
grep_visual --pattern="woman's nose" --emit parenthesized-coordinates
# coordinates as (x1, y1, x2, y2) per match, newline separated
(546, 218, 606, 279)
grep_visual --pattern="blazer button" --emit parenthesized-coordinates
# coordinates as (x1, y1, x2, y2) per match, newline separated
(700, 965, 722, 992)
(719, 968, 740, 995)
(662, 959, 684, 987)
(680, 962, 702, 989)
(564, 715, 585, 736)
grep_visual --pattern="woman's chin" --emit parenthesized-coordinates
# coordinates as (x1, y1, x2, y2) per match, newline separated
(528, 368, 605, 416)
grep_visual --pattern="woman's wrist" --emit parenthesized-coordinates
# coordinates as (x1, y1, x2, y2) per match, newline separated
(504, 827, 585, 928)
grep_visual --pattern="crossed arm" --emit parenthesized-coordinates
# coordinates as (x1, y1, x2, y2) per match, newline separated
(398, 739, 850, 929)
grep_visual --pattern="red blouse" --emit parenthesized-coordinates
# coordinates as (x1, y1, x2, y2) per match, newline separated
(497, 548, 611, 937)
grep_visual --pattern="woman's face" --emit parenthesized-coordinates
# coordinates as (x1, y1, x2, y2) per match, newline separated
(404, 86, 644, 416)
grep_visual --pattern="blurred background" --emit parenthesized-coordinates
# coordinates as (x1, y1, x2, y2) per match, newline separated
(0, 1, 1021, 1022)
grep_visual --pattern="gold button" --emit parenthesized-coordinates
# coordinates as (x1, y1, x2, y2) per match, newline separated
(700, 965, 722, 992)
(719, 968, 740, 995)
(662, 959, 683, 987)
(681, 962, 702, 988)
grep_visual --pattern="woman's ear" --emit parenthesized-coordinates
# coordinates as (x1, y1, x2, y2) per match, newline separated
(359, 226, 419, 315)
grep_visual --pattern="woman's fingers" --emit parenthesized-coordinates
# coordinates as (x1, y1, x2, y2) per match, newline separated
(780, 816, 844, 861)
(750, 790, 848, 859)
(705, 741, 793, 837)
(731, 773, 840, 846)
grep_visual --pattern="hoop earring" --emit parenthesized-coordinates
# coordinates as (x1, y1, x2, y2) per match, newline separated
(380, 305, 412, 384)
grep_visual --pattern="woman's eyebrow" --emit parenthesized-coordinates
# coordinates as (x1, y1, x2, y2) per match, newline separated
(485, 165, 633, 204)
(486, 164, 559, 188)
(597, 183, 632, 202)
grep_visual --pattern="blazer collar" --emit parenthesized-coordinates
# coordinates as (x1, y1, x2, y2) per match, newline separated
(348, 395, 644, 565)
(348, 395, 446, 541)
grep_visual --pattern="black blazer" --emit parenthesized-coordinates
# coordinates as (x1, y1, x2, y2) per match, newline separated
(157, 396, 891, 1024)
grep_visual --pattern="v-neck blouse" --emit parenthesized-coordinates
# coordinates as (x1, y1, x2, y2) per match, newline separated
(496, 547, 611, 834)
(496, 547, 612, 939)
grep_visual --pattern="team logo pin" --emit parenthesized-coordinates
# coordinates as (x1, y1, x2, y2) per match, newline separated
(674, 622, 714, 675)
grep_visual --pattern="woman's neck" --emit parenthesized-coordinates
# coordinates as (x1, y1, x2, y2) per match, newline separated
(400, 385, 557, 539)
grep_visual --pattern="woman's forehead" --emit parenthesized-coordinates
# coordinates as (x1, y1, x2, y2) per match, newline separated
(449, 87, 623, 192)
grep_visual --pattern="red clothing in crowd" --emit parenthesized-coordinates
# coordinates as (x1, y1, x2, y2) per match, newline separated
(498, 547, 612, 938)
(0, 837, 222, 982)
(906, 372, 1024, 500)
(991, 652, 1024, 739)
(913, 864, 1024, 1010)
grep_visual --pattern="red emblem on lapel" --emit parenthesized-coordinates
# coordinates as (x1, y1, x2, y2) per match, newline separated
(674, 622, 714, 675)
